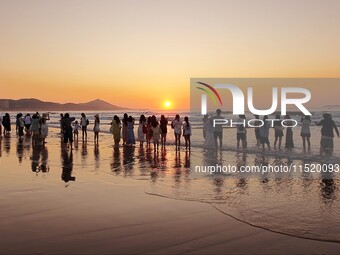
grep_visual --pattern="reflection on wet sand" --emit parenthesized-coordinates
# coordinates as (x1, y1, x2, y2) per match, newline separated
(1, 131, 340, 242)
(61, 148, 75, 184)
(30, 143, 49, 174)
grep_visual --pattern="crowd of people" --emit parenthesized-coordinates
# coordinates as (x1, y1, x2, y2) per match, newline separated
(57, 113, 192, 151)
(203, 109, 339, 155)
(1, 110, 339, 155)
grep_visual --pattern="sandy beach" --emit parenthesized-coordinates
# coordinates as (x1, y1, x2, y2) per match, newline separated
(0, 126, 340, 255)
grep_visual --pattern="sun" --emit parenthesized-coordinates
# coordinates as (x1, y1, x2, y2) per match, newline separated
(164, 101, 171, 108)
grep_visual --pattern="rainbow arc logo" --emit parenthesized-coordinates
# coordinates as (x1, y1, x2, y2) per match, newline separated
(196, 82, 223, 107)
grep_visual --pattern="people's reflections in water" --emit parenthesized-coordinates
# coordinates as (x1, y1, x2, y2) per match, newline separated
(301, 160, 313, 190)
(94, 145, 100, 169)
(3, 134, 11, 155)
(30, 143, 49, 174)
(212, 176, 224, 198)
(111, 146, 122, 174)
(61, 149, 76, 185)
(81, 140, 88, 158)
(235, 152, 248, 193)
(16, 139, 24, 163)
(174, 150, 181, 168)
(255, 155, 269, 186)
(320, 172, 336, 205)
(184, 151, 190, 169)
(123, 146, 135, 176)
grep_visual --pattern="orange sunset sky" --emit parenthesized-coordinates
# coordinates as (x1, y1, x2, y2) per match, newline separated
(1, 0, 340, 110)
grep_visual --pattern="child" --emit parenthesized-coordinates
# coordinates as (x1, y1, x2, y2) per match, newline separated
(73, 120, 81, 141)
(138, 115, 146, 147)
(183, 116, 191, 151)
(151, 116, 161, 152)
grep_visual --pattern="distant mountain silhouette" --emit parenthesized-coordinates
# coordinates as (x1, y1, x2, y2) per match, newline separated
(0, 98, 128, 111)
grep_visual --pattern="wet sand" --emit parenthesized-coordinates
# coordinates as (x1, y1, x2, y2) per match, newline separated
(1, 128, 340, 254)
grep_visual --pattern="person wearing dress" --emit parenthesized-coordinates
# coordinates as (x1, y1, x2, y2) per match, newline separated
(126, 116, 135, 146)
(111, 115, 121, 147)
(31, 113, 41, 146)
(137, 115, 146, 147)
(40, 113, 50, 144)
(2, 113, 11, 135)
(122, 113, 128, 145)
(284, 115, 294, 149)
(151, 116, 161, 152)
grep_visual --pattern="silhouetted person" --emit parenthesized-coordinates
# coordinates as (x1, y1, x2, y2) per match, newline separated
(80, 113, 89, 141)
(273, 115, 283, 149)
(183, 116, 191, 151)
(301, 115, 311, 150)
(317, 113, 339, 155)
(260, 115, 270, 150)
(171, 114, 182, 150)
(284, 115, 294, 149)
(213, 109, 224, 149)
(61, 150, 76, 183)
(254, 115, 261, 146)
(160, 115, 168, 147)
(61, 113, 75, 149)
(236, 114, 247, 150)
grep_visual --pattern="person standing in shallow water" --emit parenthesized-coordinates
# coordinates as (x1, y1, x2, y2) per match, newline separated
(151, 116, 161, 152)
(284, 115, 294, 149)
(301, 115, 311, 150)
(93, 114, 100, 146)
(138, 115, 146, 147)
(171, 114, 182, 150)
(160, 115, 168, 147)
(317, 113, 339, 155)
(61, 113, 75, 149)
(213, 109, 224, 149)
(260, 115, 270, 151)
(111, 115, 121, 147)
(80, 113, 89, 141)
(122, 113, 128, 145)
(254, 115, 261, 146)
(2, 113, 11, 135)
(183, 116, 192, 151)
(126, 116, 135, 146)
(273, 115, 284, 149)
